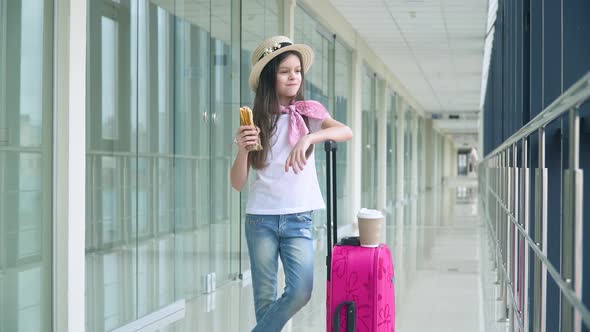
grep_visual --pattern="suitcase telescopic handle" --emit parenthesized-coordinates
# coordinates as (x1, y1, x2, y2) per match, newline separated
(325, 140, 337, 281)
(333, 301, 357, 332)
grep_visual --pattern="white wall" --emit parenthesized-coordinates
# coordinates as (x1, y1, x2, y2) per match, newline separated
(54, 0, 87, 331)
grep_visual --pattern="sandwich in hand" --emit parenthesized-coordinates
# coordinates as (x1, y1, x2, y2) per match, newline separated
(239, 106, 262, 151)
(240, 106, 254, 126)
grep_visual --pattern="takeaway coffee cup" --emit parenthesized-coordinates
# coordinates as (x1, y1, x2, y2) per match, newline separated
(357, 208, 384, 247)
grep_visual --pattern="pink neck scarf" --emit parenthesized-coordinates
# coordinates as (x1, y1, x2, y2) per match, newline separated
(279, 100, 330, 146)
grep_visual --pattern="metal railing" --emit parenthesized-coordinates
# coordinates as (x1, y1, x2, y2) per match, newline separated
(479, 71, 590, 331)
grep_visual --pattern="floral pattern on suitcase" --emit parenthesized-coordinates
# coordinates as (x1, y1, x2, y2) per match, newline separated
(327, 244, 395, 332)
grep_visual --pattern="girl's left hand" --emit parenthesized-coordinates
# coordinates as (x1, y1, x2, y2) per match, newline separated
(285, 135, 312, 174)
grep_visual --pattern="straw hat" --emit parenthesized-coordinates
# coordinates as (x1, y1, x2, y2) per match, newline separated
(248, 35, 314, 91)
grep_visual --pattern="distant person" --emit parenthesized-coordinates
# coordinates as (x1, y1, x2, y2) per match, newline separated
(230, 35, 353, 332)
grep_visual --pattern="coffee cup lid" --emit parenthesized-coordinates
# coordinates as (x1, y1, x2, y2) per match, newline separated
(357, 208, 384, 219)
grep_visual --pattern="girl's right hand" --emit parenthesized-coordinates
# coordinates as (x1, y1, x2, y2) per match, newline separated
(235, 125, 259, 153)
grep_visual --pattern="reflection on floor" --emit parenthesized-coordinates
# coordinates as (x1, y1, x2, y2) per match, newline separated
(157, 184, 486, 332)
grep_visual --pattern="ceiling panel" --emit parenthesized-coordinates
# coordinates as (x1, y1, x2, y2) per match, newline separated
(330, 0, 486, 146)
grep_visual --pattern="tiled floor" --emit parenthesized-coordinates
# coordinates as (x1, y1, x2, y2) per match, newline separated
(157, 184, 489, 332)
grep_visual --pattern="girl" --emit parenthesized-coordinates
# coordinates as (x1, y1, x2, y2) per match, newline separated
(230, 35, 353, 332)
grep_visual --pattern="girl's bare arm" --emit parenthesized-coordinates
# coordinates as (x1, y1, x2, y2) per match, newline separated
(285, 118, 352, 173)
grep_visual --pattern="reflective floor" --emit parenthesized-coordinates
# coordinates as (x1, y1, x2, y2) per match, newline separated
(157, 183, 488, 332)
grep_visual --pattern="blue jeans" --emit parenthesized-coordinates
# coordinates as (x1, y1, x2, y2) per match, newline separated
(245, 211, 315, 332)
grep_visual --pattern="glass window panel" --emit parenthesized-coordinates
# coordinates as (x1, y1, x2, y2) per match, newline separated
(361, 69, 377, 209)
(334, 40, 352, 226)
(137, 0, 148, 152)
(157, 238, 174, 305)
(19, 0, 44, 148)
(101, 17, 119, 140)
(294, 5, 333, 230)
(102, 252, 126, 331)
(293, 10, 330, 106)
(404, 108, 413, 199)
(211, 0, 233, 227)
(137, 242, 151, 316)
(18, 267, 42, 332)
(100, 156, 119, 245)
(158, 159, 172, 233)
(241, 0, 282, 105)
(0, 0, 52, 331)
(240, 0, 281, 276)
(157, 7, 170, 153)
(417, 118, 423, 190)
(82, 1, 248, 328)
(128, 4, 137, 152)
(87, 1, 137, 330)
(210, 1, 236, 284)
(386, 92, 397, 215)
(136, 157, 150, 238)
(0, 2, 4, 131)
(18, 191, 42, 258)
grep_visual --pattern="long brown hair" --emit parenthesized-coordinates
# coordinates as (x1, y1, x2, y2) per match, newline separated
(249, 51, 307, 170)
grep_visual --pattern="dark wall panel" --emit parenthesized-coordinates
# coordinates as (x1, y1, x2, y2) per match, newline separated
(542, 0, 563, 330)
(483, 0, 590, 330)
(562, 1, 590, 331)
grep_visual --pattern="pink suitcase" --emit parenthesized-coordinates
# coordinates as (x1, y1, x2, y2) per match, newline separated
(324, 141, 396, 332)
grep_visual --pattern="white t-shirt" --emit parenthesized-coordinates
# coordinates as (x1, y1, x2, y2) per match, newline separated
(245, 112, 329, 215)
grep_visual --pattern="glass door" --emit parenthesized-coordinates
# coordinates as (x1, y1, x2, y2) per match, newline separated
(403, 107, 412, 228)
(404, 107, 412, 200)
(86, 1, 136, 330)
(239, 0, 284, 276)
(333, 39, 352, 228)
(86, 1, 240, 330)
(300, 29, 332, 231)
(386, 92, 397, 217)
(361, 69, 377, 209)
(210, 0, 240, 289)
(173, 0, 212, 299)
(417, 117, 424, 192)
(174, 0, 239, 298)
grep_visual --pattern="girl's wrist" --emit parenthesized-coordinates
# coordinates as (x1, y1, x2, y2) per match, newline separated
(305, 133, 317, 145)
